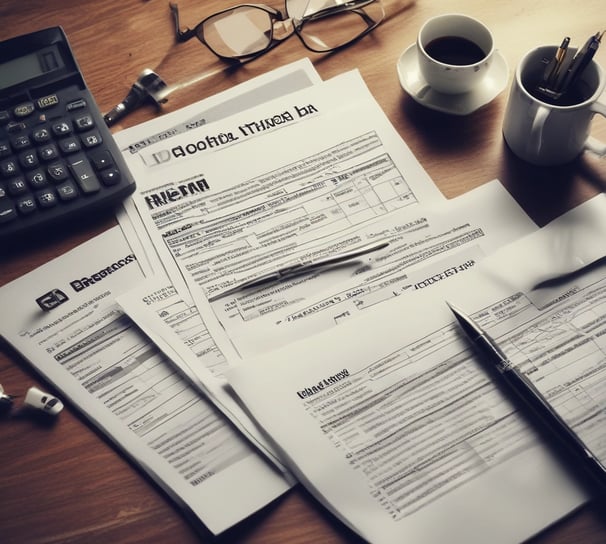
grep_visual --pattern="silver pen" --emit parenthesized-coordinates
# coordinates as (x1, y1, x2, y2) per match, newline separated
(208, 240, 390, 302)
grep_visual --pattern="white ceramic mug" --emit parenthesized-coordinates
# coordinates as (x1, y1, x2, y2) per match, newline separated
(503, 45, 606, 166)
(416, 13, 495, 94)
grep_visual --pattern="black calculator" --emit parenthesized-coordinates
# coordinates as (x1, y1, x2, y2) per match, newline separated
(0, 27, 136, 247)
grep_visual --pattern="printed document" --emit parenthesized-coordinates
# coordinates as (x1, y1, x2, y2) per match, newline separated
(118, 181, 537, 451)
(114, 63, 444, 449)
(226, 196, 606, 543)
(114, 58, 323, 280)
(448, 193, 606, 469)
(0, 227, 291, 535)
(121, 69, 443, 363)
(112, 60, 335, 444)
(116, 276, 288, 470)
(220, 180, 538, 358)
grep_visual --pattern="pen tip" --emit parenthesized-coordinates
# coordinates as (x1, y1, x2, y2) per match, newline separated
(445, 300, 458, 313)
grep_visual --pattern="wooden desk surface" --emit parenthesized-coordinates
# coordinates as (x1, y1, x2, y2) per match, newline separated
(1, 1, 606, 543)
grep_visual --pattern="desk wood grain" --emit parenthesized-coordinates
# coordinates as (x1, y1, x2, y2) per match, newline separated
(1, 1, 606, 543)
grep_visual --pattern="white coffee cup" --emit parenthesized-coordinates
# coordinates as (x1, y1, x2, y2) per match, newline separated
(416, 13, 495, 94)
(503, 45, 606, 166)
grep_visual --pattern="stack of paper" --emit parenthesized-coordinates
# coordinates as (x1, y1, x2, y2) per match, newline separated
(228, 195, 606, 542)
(2, 56, 603, 542)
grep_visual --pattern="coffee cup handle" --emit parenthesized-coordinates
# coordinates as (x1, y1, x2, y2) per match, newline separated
(584, 96, 606, 157)
(529, 104, 550, 155)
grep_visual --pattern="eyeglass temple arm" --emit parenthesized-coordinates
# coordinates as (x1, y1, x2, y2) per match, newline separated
(303, 1, 378, 25)
(169, 2, 197, 42)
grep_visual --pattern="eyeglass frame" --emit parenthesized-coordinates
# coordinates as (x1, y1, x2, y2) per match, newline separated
(169, 1, 384, 62)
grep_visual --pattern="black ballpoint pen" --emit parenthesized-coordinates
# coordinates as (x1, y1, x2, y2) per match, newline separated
(447, 301, 606, 492)
(556, 31, 604, 95)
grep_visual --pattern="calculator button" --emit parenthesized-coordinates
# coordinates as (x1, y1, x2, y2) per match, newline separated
(36, 94, 59, 110)
(74, 114, 94, 131)
(7, 177, 27, 195)
(81, 131, 102, 148)
(16, 196, 37, 215)
(13, 102, 35, 118)
(0, 141, 11, 157)
(28, 170, 48, 189)
(0, 199, 17, 223)
(47, 162, 69, 182)
(90, 149, 113, 170)
(32, 127, 51, 143)
(11, 134, 31, 150)
(68, 156, 100, 194)
(66, 98, 87, 111)
(0, 159, 19, 178)
(51, 120, 72, 136)
(19, 150, 39, 169)
(59, 137, 81, 154)
(36, 190, 58, 208)
(100, 168, 121, 186)
(56, 181, 79, 201)
(0, 111, 10, 125)
(39, 143, 59, 161)
(6, 121, 26, 133)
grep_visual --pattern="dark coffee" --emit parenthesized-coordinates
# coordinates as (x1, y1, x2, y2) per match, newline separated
(424, 36, 486, 66)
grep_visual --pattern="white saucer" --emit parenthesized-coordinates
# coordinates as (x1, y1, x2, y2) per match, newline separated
(396, 44, 509, 115)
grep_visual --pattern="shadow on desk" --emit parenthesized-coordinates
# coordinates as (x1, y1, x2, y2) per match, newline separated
(398, 89, 606, 229)
(0, 208, 117, 266)
(216, 486, 367, 544)
(399, 93, 502, 155)
(498, 145, 606, 227)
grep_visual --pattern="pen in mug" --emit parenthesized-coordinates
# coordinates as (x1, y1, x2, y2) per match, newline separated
(544, 36, 570, 88)
(447, 301, 606, 492)
(208, 240, 390, 302)
(556, 30, 604, 94)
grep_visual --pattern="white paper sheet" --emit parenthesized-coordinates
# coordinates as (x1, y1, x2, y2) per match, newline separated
(114, 65, 443, 465)
(223, 180, 538, 358)
(449, 193, 606, 468)
(114, 58, 324, 281)
(116, 275, 290, 471)
(0, 227, 291, 535)
(121, 70, 443, 365)
(118, 180, 538, 461)
(225, 196, 606, 543)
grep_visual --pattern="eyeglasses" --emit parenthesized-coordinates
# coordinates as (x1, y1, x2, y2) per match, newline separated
(169, 0, 385, 62)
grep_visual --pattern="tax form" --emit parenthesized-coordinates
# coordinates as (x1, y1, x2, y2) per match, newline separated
(449, 193, 606, 468)
(216, 180, 539, 358)
(116, 275, 289, 471)
(114, 58, 324, 282)
(226, 195, 606, 544)
(118, 180, 538, 450)
(120, 70, 444, 364)
(0, 227, 291, 535)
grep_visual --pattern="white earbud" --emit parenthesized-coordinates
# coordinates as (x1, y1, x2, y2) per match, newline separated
(23, 386, 64, 416)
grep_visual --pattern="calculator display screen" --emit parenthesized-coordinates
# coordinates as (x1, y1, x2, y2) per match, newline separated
(0, 44, 65, 91)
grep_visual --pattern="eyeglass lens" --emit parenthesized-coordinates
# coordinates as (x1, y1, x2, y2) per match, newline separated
(199, 0, 383, 58)
(202, 6, 274, 58)
(289, 0, 384, 52)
